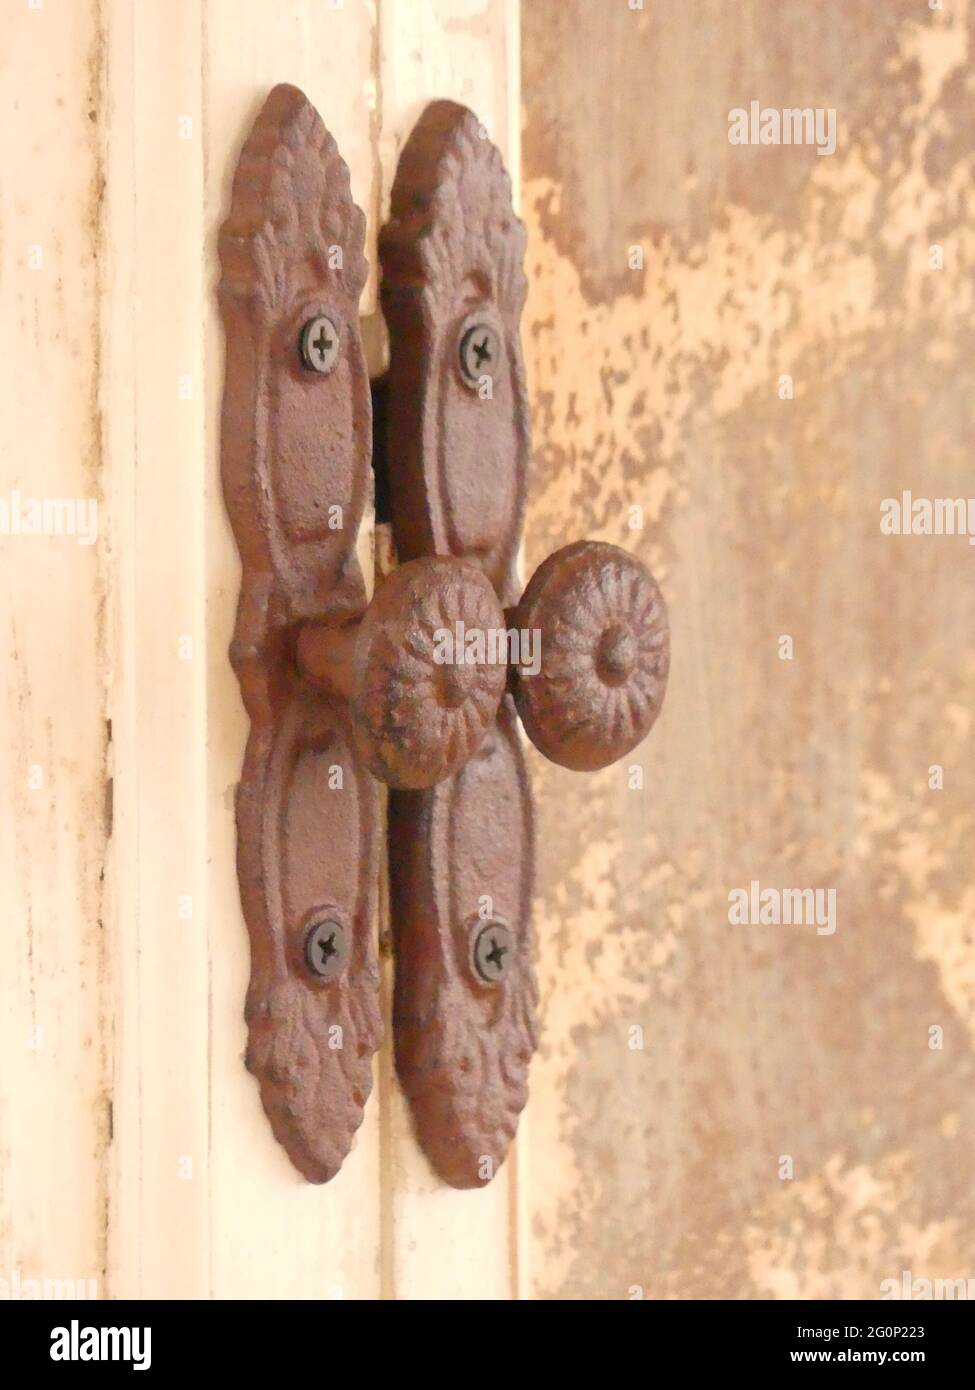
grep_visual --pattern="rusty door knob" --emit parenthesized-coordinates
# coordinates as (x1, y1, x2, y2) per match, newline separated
(297, 556, 508, 789)
(295, 556, 506, 789)
(509, 539, 670, 773)
(298, 541, 669, 789)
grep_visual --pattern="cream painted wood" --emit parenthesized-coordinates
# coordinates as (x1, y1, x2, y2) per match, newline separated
(0, 0, 112, 1299)
(1, 0, 521, 1302)
(104, 0, 211, 1301)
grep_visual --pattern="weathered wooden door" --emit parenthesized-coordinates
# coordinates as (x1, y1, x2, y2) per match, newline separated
(2, 0, 971, 1302)
(1, 0, 521, 1302)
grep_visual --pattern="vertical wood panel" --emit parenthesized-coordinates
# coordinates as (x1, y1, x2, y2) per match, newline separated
(376, 0, 521, 1302)
(0, 0, 112, 1297)
(200, 0, 381, 1300)
(105, 0, 211, 1299)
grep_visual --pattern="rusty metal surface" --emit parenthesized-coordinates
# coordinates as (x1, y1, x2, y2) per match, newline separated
(350, 555, 507, 789)
(388, 700, 538, 1188)
(379, 100, 530, 607)
(512, 540, 670, 772)
(380, 102, 669, 1187)
(218, 84, 381, 1184)
(380, 102, 539, 1186)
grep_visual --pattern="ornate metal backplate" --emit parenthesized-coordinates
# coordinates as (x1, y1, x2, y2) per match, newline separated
(380, 102, 539, 1188)
(218, 89, 669, 1191)
(218, 84, 381, 1184)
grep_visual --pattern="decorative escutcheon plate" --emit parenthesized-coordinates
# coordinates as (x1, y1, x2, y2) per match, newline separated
(380, 102, 539, 1188)
(219, 84, 381, 1184)
(380, 103, 669, 1189)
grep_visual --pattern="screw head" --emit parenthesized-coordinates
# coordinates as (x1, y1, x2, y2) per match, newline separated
(471, 920, 514, 985)
(299, 315, 340, 374)
(458, 321, 501, 388)
(304, 918, 348, 981)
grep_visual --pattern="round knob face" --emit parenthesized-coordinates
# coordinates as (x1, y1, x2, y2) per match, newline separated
(351, 556, 508, 789)
(511, 541, 670, 772)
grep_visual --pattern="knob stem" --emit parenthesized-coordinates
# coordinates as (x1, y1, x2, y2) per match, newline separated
(297, 622, 358, 701)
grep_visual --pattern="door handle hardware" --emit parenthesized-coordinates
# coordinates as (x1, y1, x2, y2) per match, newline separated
(296, 554, 511, 789)
(219, 88, 669, 1189)
(379, 103, 670, 1187)
(297, 542, 668, 790)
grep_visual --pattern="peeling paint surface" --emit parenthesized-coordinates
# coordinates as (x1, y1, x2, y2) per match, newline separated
(521, 0, 975, 1299)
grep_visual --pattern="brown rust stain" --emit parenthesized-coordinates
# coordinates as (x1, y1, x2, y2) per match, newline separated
(521, 0, 975, 1298)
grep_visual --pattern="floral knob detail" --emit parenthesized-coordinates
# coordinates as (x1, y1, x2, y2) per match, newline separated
(510, 541, 670, 772)
(351, 556, 508, 789)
